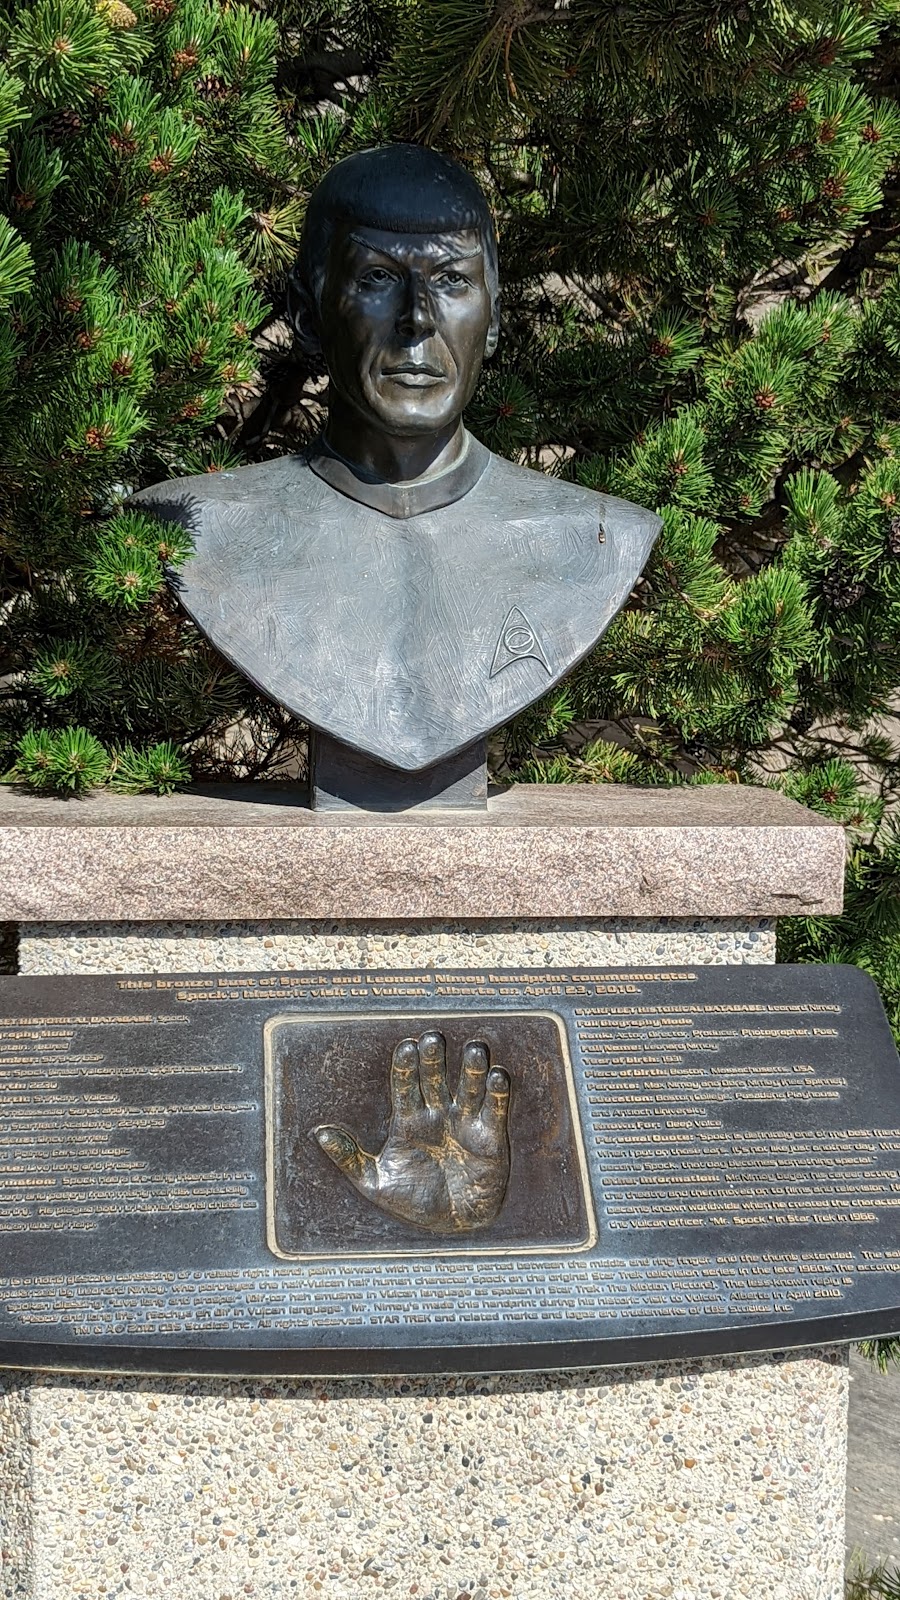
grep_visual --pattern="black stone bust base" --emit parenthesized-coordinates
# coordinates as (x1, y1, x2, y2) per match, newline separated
(308, 731, 488, 812)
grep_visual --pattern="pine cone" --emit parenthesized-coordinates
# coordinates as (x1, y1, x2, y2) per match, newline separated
(196, 73, 231, 101)
(822, 569, 865, 609)
(96, 0, 137, 26)
(172, 47, 200, 75)
(788, 706, 815, 735)
(887, 515, 900, 555)
(45, 108, 83, 140)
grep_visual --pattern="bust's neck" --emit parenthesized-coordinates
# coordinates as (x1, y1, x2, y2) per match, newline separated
(323, 403, 466, 485)
(309, 429, 490, 519)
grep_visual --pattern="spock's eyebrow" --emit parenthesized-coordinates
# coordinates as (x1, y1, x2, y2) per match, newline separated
(347, 232, 483, 263)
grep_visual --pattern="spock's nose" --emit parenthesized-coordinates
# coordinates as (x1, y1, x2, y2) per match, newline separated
(396, 272, 436, 339)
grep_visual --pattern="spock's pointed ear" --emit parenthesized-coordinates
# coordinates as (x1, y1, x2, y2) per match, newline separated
(286, 267, 322, 360)
(484, 293, 500, 360)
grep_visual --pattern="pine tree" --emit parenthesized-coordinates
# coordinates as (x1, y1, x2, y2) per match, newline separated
(4, 0, 900, 1037)
(0, 0, 306, 792)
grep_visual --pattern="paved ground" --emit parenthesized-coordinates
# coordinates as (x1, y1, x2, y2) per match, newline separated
(847, 1348, 900, 1572)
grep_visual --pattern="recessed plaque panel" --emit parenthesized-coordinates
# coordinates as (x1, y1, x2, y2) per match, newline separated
(265, 1011, 594, 1258)
(0, 964, 899, 1374)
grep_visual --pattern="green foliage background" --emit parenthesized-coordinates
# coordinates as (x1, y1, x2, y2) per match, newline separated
(4, 0, 900, 1040)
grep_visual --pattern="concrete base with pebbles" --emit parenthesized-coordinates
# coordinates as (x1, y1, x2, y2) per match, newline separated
(0, 1352, 847, 1600)
(17, 914, 775, 975)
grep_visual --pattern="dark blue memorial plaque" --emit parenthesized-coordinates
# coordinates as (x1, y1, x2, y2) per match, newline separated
(0, 964, 898, 1374)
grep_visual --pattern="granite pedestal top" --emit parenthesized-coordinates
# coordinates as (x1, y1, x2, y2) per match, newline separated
(0, 783, 843, 922)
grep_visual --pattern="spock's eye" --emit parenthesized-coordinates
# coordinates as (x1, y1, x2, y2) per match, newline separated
(358, 267, 397, 288)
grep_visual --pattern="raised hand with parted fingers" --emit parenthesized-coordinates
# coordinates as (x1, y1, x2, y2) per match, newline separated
(311, 1029, 511, 1233)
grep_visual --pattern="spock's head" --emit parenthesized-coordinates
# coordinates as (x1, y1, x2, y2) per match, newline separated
(290, 145, 499, 441)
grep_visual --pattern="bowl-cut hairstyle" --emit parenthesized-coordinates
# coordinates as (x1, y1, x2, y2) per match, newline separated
(290, 143, 500, 356)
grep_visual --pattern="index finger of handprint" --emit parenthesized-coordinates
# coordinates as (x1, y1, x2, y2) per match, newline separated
(454, 1039, 490, 1120)
(417, 1030, 450, 1111)
(477, 1066, 511, 1146)
(390, 1037, 424, 1123)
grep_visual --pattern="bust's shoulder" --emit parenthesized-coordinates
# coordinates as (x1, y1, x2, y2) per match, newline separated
(480, 450, 662, 541)
(129, 451, 314, 515)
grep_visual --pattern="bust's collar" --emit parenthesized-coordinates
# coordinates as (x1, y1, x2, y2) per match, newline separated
(307, 430, 490, 519)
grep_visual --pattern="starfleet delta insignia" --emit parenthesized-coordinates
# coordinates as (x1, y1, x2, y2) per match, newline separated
(490, 607, 551, 678)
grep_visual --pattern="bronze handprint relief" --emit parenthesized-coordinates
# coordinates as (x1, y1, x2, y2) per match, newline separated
(266, 1011, 594, 1259)
(312, 1031, 511, 1233)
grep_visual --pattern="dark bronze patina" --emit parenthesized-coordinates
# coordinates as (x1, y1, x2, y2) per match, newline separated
(267, 1009, 591, 1258)
(0, 966, 899, 1374)
(131, 145, 662, 808)
(311, 1030, 511, 1233)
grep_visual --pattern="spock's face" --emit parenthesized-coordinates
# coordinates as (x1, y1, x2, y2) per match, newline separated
(319, 225, 494, 439)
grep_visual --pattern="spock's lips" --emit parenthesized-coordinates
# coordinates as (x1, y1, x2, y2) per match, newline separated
(381, 362, 447, 386)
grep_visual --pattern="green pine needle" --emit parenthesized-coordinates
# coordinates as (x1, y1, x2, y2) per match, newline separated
(88, 536, 163, 609)
(112, 740, 191, 794)
(846, 1556, 900, 1600)
(5, 726, 110, 795)
(28, 640, 113, 701)
(0, 215, 33, 306)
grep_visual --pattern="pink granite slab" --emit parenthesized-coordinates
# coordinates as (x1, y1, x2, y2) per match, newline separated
(0, 783, 844, 922)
